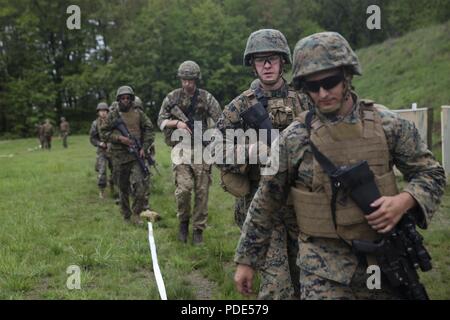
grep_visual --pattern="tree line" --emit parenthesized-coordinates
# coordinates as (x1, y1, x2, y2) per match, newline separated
(1, 0, 449, 137)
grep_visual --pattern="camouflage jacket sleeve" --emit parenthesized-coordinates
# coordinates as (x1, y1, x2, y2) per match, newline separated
(234, 132, 292, 268)
(89, 120, 100, 147)
(157, 95, 172, 131)
(139, 110, 155, 151)
(205, 92, 222, 123)
(297, 91, 314, 113)
(215, 96, 250, 173)
(379, 107, 447, 228)
(99, 109, 126, 144)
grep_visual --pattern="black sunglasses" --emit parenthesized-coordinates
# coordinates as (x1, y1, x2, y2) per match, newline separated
(303, 73, 344, 93)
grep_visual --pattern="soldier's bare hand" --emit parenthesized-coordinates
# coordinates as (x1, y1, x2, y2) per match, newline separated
(139, 149, 145, 158)
(366, 192, 417, 233)
(234, 264, 254, 296)
(118, 136, 133, 147)
(176, 121, 192, 134)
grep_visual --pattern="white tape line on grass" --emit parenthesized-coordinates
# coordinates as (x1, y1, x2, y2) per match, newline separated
(147, 222, 167, 300)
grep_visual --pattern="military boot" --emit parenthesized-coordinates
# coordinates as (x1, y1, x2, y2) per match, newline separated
(178, 221, 189, 243)
(192, 229, 203, 245)
(109, 184, 116, 198)
(131, 213, 144, 226)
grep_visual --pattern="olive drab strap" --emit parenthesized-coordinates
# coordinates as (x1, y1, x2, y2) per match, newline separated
(305, 110, 341, 231)
(168, 88, 199, 120)
(186, 88, 199, 119)
(244, 87, 268, 110)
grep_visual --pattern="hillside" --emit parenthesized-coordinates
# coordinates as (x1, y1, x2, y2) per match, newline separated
(354, 21, 450, 113)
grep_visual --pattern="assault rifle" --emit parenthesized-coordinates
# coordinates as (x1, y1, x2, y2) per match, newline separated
(112, 117, 155, 177)
(330, 161, 431, 300)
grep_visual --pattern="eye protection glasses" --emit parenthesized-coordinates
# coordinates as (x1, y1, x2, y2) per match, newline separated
(303, 73, 345, 93)
(253, 55, 280, 66)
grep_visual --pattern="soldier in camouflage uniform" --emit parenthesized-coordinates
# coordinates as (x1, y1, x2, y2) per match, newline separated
(234, 32, 446, 300)
(216, 29, 312, 300)
(133, 95, 153, 210)
(35, 123, 44, 148)
(41, 119, 54, 150)
(60, 117, 70, 148)
(90, 102, 115, 199)
(100, 86, 155, 225)
(157, 61, 221, 244)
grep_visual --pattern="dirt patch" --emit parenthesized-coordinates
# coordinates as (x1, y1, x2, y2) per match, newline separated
(25, 278, 50, 300)
(189, 270, 217, 300)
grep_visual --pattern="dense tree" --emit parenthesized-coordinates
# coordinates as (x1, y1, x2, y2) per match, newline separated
(0, 0, 448, 136)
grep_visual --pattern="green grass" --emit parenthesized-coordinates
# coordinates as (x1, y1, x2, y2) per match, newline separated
(0, 134, 244, 299)
(354, 21, 450, 162)
(0, 134, 448, 299)
(354, 21, 450, 113)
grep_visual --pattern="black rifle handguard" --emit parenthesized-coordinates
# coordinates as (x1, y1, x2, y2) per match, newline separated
(331, 160, 381, 214)
(240, 102, 273, 146)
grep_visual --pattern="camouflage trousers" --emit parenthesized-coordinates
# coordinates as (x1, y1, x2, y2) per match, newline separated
(114, 159, 149, 219)
(61, 132, 68, 148)
(96, 152, 114, 189)
(42, 136, 52, 149)
(258, 219, 300, 300)
(38, 136, 45, 148)
(300, 260, 404, 300)
(234, 180, 259, 229)
(173, 163, 211, 231)
(237, 188, 300, 300)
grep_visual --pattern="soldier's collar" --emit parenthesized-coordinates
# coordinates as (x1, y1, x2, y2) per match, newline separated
(257, 79, 289, 98)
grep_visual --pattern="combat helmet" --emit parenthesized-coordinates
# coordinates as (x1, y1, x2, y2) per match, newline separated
(96, 102, 109, 112)
(177, 61, 201, 80)
(116, 85, 135, 101)
(292, 32, 362, 82)
(134, 96, 143, 109)
(243, 29, 291, 66)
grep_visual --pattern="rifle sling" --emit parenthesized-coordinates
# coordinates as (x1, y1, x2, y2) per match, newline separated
(305, 110, 341, 231)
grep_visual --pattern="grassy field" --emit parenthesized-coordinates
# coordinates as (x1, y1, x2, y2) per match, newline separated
(0, 134, 449, 300)
(0, 134, 244, 299)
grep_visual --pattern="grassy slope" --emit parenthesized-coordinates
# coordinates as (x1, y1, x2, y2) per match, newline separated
(354, 21, 450, 113)
(354, 21, 450, 161)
